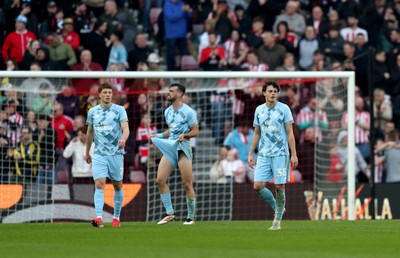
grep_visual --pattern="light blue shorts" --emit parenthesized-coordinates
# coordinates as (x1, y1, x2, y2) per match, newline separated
(254, 155, 290, 184)
(151, 138, 192, 168)
(92, 154, 124, 181)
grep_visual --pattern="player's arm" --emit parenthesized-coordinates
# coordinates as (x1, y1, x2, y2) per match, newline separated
(118, 121, 130, 148)
(178, 124, 199, 142)
(85, 125, 94, 164)
(247, 126, 260, 168)
(286, 123, 298, 169)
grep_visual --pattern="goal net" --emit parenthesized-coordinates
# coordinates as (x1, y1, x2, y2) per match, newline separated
(0, 71, 356, 223)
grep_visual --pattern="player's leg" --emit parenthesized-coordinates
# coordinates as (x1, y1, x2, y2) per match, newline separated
(108, 155, 124, 227)
(177, 152, 196, 224)
(253, 157, 276, 211)
(156, 156, 175, 224)
(91, 154, 108, 227)
(269, 156, 290, 231)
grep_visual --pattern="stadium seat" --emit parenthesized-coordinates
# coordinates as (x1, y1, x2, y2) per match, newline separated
(180, 55, 199, 71)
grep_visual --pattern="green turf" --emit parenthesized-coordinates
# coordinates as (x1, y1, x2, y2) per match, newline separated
(0, 220, 398, 258)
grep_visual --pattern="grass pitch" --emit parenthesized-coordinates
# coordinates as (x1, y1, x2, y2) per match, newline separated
(0, 220, 398, 258)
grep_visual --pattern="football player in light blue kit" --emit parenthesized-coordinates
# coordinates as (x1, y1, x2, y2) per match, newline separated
(150, 83, 199, 225)
(85, 83, 130, 228)
(248, 81, 298, 230)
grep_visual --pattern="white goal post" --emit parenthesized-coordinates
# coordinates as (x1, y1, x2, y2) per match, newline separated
(0, 70, 356, 221)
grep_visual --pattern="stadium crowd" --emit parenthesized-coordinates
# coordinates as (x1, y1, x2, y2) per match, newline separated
(1, 0, 400, 184)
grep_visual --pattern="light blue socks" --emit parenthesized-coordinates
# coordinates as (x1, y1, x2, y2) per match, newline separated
(160, 192, 174, 215)
(94, 189, 104, 217)
(258, 187, 276, 211)
(114, 189, 124, 219)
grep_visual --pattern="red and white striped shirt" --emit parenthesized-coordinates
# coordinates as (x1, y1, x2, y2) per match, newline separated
(136, 124, 157, 163)
(3, 112, 23, 146)
(224, 39, 248, 63)
(341, 111, 370, 144)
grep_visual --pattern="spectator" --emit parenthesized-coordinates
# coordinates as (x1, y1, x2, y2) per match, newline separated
(10, 127, 40, 183)
(279, 84, 300, 114)
(144, 53, 164, 92)
(106, 29, 128, 71)
(39, 2, 62, 40)
(60, 18, 81, 52)
(306, 5, 328, 39)
(135, 113, 157, 173)
(128, 33, 154, 71)
(2, 15, 37, 65)
(258, 31, 286, 71)
(0, 126, 12, 182)
(273, 0, 306, 38)
(51, 102, 74, 178)
(21, 39, 40, 70)
(81, 19, 110, 70)
(71, 50, 103, 92)
(63, 126, 93, 183)
(323, 25, 345, 62)
(72, 0, 91, 36)
(372, 50, 391, 95)
(199, 31, 227, 71)
(275, 52, 299, 72)
(274, 20, 297, 54)
(342, 96, 370, 161)
(373, 88, 392, 135)
(355, 33, 368, 57)
(80, 84, 99, 118)
(20, 62, 53, 108)
(46, 32, 77, 69)
(31, 82, 56, 117)
(336, 130, 369, 182)
(198, 19, 221, 54)
(1, 100, 24, 147)
(296, 97, 329, 143)
(376, 130, 400, 183)
(297, 26, 321, 70)
(308, 50, 328, 71)
(234, 4, 251, 39)
(18, 0, 39, 36)
(37, 115, 57, 184)
(245, 16, 264, 48)
(246, 0, 281, 32)
(324, 10, 346, 40)
(224, 29, 249, 70)
(163, 0, 192, 71)
(36, 47, 62, 71)
(240, 49, 268, 72)
(207, 0, 239, 42)
(223, 120, 254, 181)
(340, 13, 368, 43)
(209, 145, 230, 183)
(25, 111, 38, 141)
(297, 127, 315, 182)
(100, 0, 137, 52)
(218, 148, 247, 183)
(342, 42, 368, 95)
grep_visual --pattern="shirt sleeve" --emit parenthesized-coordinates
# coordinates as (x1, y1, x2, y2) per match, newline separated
(253, 107, 260, 128)
(284, 104, 294, 124)
(86, 108, 93, 125)
(188, 108, 198, 127)
(119, 106, 128, 122)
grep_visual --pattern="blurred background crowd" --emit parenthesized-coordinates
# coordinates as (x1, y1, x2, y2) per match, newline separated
(1, 0, 400, 185)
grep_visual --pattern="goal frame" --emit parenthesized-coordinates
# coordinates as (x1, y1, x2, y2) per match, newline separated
(0, 70, 356, 220)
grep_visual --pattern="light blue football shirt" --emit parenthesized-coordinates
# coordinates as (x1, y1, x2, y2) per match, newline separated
(87, 103, 128, 155)
(253, 102, 293, 157)
(165, 103, 197, 140)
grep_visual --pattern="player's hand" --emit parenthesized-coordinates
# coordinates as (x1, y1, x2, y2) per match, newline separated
(248, 154, 255, 168)
(291, 155, 298, 169)
(118, 139, 126, 148)
(85, 154, 92, 164)
(177, 134, 186, 142)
